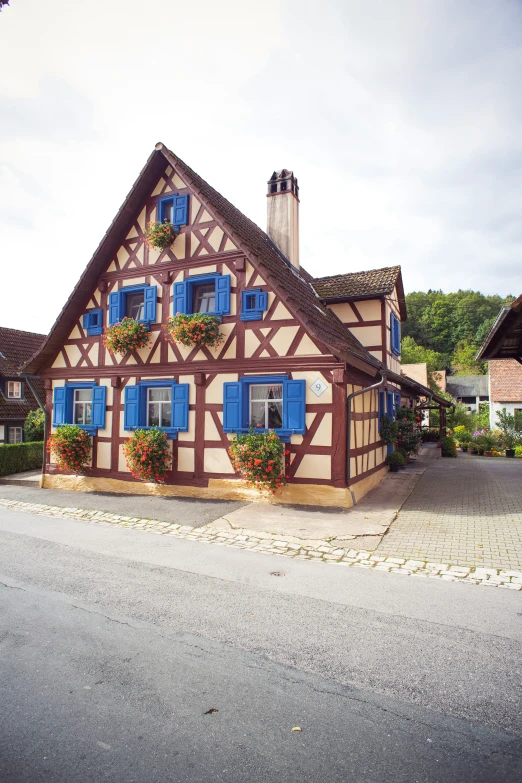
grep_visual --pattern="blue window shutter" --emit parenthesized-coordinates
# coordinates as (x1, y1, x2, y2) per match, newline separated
(396, 317, 401, 354)
(144, 285, 157, 323)
(82, 312, 90, 331)
(378, 390, 384, 424)
(53, 387, 67, 426)
(394, 392, 401, 410)
(216, 275, 231, 314)
(172, 383, 189, 430)
(284, 379, 306, 433)
(258, 291, 268, 311)
(92, 385, 107, 430)
(223, 382, 242, 431)
(173, 281, 187, 315)
(124, 385, 140, 429)
(173, 194, 189, 226)
(387, 391, 395, 418)
(390, 313, 401, 355)
(109, 292, 120, 325)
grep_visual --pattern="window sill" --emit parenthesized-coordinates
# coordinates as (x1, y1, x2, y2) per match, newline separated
(223, 427, 303, 442)
(240, 311, 263, 322)
(125, 425, 181, 440)
(77, 425, 98, 436)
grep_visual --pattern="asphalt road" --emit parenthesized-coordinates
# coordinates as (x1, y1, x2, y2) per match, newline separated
(1, 509, 521, 782)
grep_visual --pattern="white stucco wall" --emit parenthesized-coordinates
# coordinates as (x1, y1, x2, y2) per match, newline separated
(490, 401, 522, 430)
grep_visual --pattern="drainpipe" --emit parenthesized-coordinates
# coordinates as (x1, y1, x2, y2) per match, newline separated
(20, 373, 47, 486)
(346, 371, 387, 484)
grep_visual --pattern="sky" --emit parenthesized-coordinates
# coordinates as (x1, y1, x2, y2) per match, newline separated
(1, 0, 522, 334)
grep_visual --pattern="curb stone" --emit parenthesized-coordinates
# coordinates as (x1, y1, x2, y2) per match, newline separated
(0, 497, 521, 590)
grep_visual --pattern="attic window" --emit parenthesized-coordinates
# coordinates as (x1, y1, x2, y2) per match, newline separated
(7, 381, 22, 399)
(270, 183, 277, 193)
(280, 181, 287, 191)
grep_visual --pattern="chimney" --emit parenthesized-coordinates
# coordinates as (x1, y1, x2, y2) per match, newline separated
(267, 169, 300, 269)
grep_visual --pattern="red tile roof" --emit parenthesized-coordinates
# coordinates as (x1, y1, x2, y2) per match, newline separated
(0, 326, 46, 377)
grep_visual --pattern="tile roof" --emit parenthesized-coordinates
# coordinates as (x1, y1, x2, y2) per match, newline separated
(313, 266, 401, 299)
(446, 375, 489, 398)
(489, 360, 522, 402)
(0, 327, 46, 377)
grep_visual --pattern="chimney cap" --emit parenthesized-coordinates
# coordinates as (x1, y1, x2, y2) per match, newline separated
(267, 169, 299, 198)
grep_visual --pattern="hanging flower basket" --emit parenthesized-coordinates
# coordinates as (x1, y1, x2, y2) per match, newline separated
(228, 429, 288, 493)
(47, 424, 91, 474)
(123, 428, 172, 483)
(144, 221, 179, 251)
(103, 318, 150, 356)
(165, 313, 224, 349)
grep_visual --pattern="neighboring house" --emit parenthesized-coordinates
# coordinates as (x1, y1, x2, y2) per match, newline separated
(446, 375, 489, 412)
(0, 327, 46, 444)
(431, 370, 447, 392)
(488, 361, 522, 430)
(476, 295, 522, 429)
(400, 363, 430, 426)
(24, 144, 450, 506)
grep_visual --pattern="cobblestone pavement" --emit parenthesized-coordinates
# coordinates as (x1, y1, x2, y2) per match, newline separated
(375, 454, 522, 570)
(1, 497, 521, 590)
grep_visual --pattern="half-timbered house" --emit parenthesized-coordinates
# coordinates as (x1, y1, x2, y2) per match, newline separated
(25, 143, 449, 506)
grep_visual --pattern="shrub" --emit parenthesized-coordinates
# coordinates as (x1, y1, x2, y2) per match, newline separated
(47, 425, 91, 473)
(457, 431, 472, 445)
(397, 446, 408, 461)
(515, 445, 522, 457)
(0, 441, 44, 476)
(144, 220, 179, 251)
(379, 416, 399, 446)
(24, 408, 45, 441)
(441, 436, 457, 457)
(165, 313, 224, 349)
(385, 450, 405, 467)
(453, 425, 469, 438)
(123, 428, 172, 483)
(495, 408, 521, 450)
(228, 429, 287, 492)
(103, 317, 150, 356)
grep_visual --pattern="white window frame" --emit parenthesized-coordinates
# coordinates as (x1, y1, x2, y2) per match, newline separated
(9, 426, 23, 444)
(248, 383, 283, 429)
(146, 386, 172, 427)
(7, 381, 22, 399)
(73, 388, 93, 425)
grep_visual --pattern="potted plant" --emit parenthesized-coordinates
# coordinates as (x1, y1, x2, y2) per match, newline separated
(458, 432, 472, 452)
(441, 435, 457, 457)
(144, 220, 179, 251)
(397, 446, 408, 468)
(47, 424, 91, 474)
(165, 313, 224, 349)
(495, 408, 520, 457)
(122, 428, 172, 483)
(103, 318, 150, 356)
(385, 450, 405, 473)
(228, 429, 287, 492)
(482, 432, 496, 457)
(380, 416, 399, 447)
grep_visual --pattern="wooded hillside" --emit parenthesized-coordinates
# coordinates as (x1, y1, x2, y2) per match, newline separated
(401, 290, 515, 375)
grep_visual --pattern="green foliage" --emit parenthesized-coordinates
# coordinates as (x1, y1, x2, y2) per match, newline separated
(515, 445, 522, 457)
(379, 415, 399, 446)
(385, 450, 405, 467)
(123, 428, 172, 483)
(396, 406, 422, 455)
(401, 336, 446, 375)
(495, 408, 522, 450)
(228, 429, 287, 492)
(441, 436, 457, 457)
(402, 289, 514, 376)
(0, 441, 43, 476)
(24, 408, 45, 442)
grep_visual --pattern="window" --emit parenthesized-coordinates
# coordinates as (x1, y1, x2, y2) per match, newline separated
(390, 312, 401, 355)
(7, 381, 22, 399)
(249, 384, 283, 429)
(82, 308, 103, 336)
(53, 383, 107, 435)
(192, 282, 216, 313)
(515, 409, 522, 432)
(108, 285, 157, 327)
(223, 376, 305, 440)
(158, 194, 189, 227)
(147, 387, 172, 427)
(8, 427, 22, 444)
(124, 380, 189, 439)
(73, 389, 93, 425)
(173, 274, 231, 317)
(240, 288, 268, 322)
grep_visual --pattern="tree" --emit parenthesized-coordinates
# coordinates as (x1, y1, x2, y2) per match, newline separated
(451, 340, 487, 375)
(24, 409, 45, 442)
(401, 336, 445, 374)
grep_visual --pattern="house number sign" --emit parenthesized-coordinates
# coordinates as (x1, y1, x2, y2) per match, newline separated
(309, 378, 328, 397)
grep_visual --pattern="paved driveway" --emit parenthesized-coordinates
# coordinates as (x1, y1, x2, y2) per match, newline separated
(376, 454, 522, 570)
